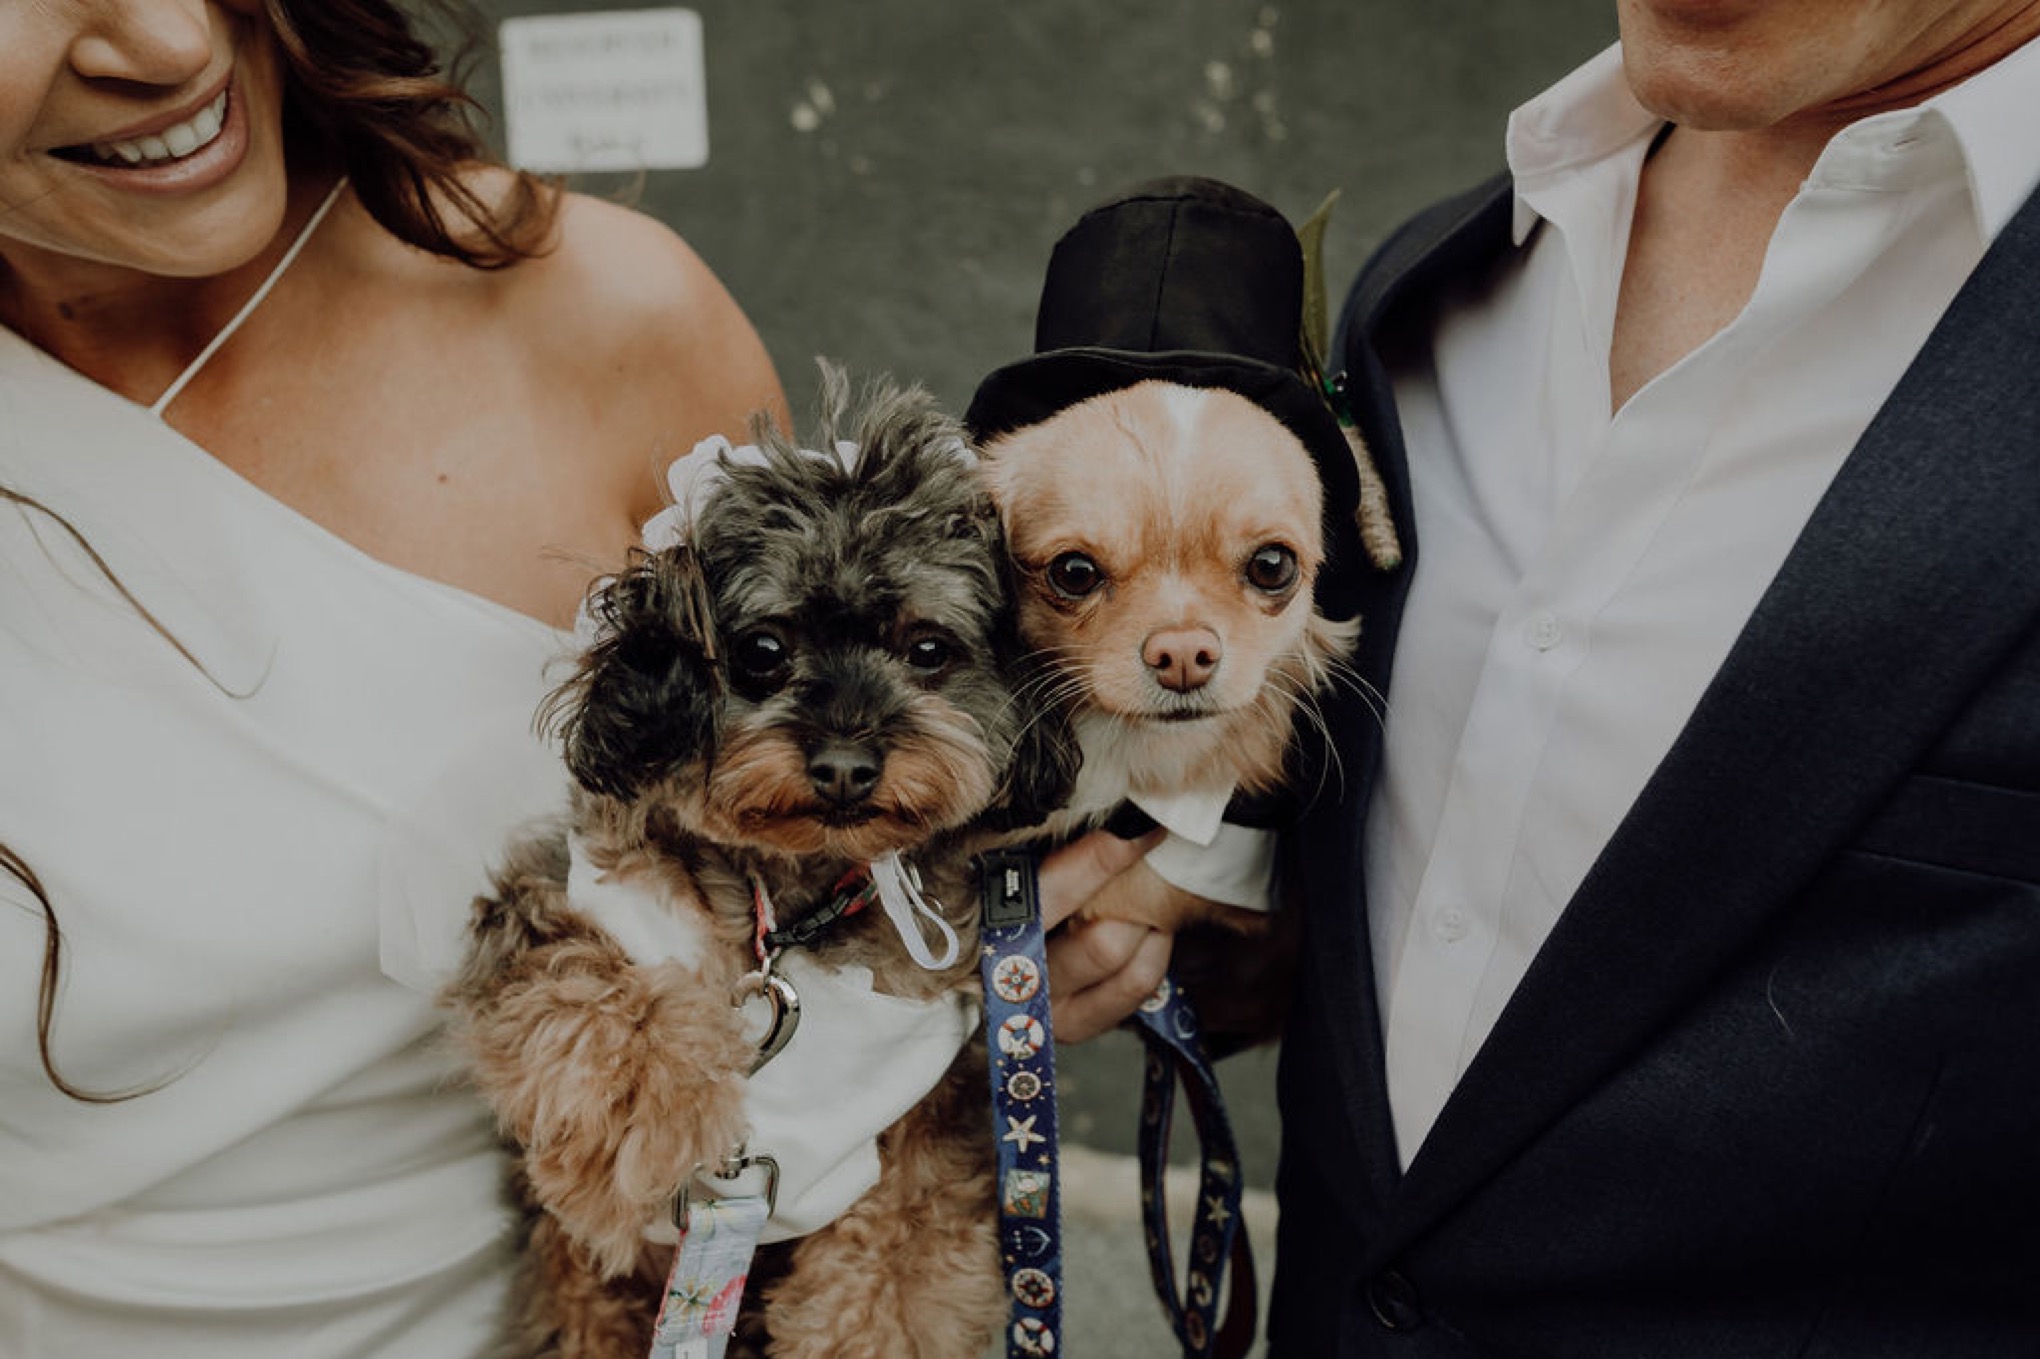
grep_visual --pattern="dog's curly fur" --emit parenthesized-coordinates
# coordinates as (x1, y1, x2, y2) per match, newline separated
(445, 369, 1074, 1358)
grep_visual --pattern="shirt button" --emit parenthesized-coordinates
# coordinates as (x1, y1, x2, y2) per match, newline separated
(1433, 905, 1470, 944)
(1523, 611, 1564, 651)
(1367, 1269, 1424, 1331)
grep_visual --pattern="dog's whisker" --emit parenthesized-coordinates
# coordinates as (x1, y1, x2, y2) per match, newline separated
(1326, 663, 1389, 730)
(1002, 689, 1085, 755)
(1009, 668, 1093, 716)
(1294, 694, 1348, 801)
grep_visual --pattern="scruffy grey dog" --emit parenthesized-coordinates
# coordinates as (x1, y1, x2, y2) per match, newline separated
(445, 370, 1073, 1359)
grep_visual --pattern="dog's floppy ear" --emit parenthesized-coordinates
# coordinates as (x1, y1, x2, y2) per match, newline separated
(992, 661, 1081, 833)
(542, 547, 721, 802)
(979, 594, 1082, 833)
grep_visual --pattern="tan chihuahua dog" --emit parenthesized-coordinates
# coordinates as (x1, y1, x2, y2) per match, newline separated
(968, 177, 1393, 937)
(978, 381, 1356, 931)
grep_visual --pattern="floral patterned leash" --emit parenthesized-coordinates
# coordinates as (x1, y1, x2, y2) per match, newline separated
(649, 1182, 773, 1359)
(649, 876, 800, 1359)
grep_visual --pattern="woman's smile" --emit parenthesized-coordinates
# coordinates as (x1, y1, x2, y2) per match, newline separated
(43, 73, 251, 197)
(68, 89, 229, 167)
(0, 1, 290, 290)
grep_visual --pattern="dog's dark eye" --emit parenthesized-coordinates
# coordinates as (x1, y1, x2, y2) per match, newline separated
(730, 629, 792, 688)
(903, 633, 953, 675)
(1245, 544, 1300, 594)
(1046, 552, 1103, 599)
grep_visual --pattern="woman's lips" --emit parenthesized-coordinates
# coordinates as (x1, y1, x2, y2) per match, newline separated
(53, 88, 230, 167)
(46, 80, 252, 195)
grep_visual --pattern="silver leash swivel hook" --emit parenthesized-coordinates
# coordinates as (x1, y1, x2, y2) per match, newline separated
(732, 948, 801, 1075)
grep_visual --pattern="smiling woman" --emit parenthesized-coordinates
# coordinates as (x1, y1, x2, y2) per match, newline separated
(0, 0, 560, 335)
(0, 2, 785, 1356)
(2, 1, 283, 288)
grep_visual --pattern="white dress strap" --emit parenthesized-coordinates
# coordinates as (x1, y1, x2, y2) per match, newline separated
(149, 177, 348, 418)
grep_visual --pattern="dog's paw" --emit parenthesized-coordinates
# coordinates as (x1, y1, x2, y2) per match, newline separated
(459, 946, 754, 1275)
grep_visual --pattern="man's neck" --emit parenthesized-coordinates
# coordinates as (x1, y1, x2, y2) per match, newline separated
(1825, 0, 2040, 121)
(1607, 124, 1809, 411)
(1609, 4, 2040, 410)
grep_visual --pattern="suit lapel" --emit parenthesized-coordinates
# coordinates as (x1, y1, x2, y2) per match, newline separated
(1367, 183, 2040, 1262)
(1339, 175, 1515, 698)
(1287, 178, 1519, 1217)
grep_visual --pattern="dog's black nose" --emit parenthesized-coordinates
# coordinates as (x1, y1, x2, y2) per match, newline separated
(808, 740, 883, 805)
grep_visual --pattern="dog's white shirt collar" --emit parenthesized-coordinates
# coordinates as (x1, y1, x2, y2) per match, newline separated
(1142, 819, 1277, 913)
(1130, 785, 1232, 846)
(1128, 786, 1277, 914)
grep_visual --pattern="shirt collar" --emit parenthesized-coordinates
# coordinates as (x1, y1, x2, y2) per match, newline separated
(1504, 43, 1655, 245)
(1129, 783, 1233, 846)
(1920, 29, 2040, 242)
(1503, 34, 2040, 248)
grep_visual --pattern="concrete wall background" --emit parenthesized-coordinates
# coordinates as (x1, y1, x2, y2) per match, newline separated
(465, 0, 1615, 421)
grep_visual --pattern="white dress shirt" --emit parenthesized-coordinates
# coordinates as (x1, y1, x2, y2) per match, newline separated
(1367, 37, 2040, 1165)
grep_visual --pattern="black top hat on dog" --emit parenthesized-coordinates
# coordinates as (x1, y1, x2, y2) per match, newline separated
(966, 175, 1365, 621)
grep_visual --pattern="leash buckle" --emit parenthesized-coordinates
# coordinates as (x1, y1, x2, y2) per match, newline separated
(978, 849, 1040, 930)
(655, 1158, 774, 1358)
(672, 1145, 782, 1229)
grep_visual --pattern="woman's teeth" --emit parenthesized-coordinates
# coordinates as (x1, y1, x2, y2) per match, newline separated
(89, 91, 228, 166)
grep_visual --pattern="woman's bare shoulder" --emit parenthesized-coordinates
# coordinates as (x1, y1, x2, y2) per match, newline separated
(331, 170, 787, 549)
(533, 192, 783, 404)
(522, 190, 787, 507)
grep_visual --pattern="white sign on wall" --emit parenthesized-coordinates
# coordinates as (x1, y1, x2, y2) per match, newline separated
(499, 8, 709, 173)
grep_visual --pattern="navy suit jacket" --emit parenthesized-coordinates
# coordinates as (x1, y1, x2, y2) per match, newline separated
(1268, 172, 2040, 1356)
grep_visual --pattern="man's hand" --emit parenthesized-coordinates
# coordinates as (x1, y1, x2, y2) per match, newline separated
(1038, 829, 1172, 1042)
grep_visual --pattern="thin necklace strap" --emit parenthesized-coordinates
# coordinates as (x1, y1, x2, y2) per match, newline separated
(149, 177, 348, 419)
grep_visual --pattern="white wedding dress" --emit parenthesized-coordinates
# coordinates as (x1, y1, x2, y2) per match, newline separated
(0, 187, 573, 1358)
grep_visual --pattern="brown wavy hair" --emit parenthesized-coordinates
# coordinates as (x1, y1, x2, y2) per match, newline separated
(267, 0, 559, 266)
(7, 0, 558, 1101)
(3, 486, 227, 1102)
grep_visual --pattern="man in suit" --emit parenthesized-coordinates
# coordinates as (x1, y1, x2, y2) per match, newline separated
(1046, 0, 2040, 1353)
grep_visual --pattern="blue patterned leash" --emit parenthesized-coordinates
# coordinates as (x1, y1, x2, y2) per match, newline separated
(1133, 976, 1256, 1357)
(978, 849, 1065, 1358)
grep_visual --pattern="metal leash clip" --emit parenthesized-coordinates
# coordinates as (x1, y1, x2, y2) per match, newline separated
(672, 1143, 783, 1228)
(731, 951, 801, 1075)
